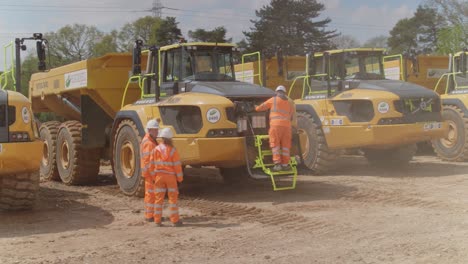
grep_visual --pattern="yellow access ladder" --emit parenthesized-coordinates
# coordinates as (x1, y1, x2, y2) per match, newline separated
(252, 135, 297, 191)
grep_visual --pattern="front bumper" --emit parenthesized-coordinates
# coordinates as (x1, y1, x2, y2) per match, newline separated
(0, 140, 43, 176)
(174, 137, 246, 168)
(324, 121, 449, 149)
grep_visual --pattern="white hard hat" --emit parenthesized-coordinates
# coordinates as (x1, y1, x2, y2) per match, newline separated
(158, 127, 173, 139)
(275, 85, 287, 93)
(146, 119, 159, 132)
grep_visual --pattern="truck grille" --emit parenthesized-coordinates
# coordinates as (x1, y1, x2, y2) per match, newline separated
(388, 97, 441, 123)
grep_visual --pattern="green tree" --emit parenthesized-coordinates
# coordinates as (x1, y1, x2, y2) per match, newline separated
(118, 16, 160, 51)
(155, 17, 183, 46)
(45, 24, 104, 66)
(426, 0, 467, 25)
(388, 18, 419, 54)
(425, 0, 467, 53)
(243, 0, 337, 55)
(93, 30, 119, 57)
(188, 26, 232, 42)
(118, 16, 182, 51)
(436, 24, 467, 54)
(413, 6, 446, 53)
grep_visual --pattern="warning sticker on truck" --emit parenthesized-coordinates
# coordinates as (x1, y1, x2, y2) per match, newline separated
(64, 69, 87, 89)
(0, 144, 3, 153)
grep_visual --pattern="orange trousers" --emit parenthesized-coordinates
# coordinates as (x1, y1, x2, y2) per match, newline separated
(144, 177, 156, 220)
(269, 125, 292, 165)
(154, 174, 180, 224)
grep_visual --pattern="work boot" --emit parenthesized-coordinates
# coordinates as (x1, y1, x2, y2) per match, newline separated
(172, 221, 183, 227)
(145, 218, 154, 223)
(272, 164, 282, 172)
(282, 164, 291, 171)
(155, 222, 162, 227)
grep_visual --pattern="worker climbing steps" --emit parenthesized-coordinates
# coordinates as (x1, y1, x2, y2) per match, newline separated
(252, 135, 298, 191)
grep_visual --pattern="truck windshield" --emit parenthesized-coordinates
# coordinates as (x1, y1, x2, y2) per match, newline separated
(453, 74, 468, 89)
(183, 49, 235, 81)
(333, 52, 385, 80)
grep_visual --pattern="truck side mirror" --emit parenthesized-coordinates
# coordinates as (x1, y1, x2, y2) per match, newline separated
(276, 48, 283, 76)
(172, 81, 179, 95)
(306, 52, 315, 76)
(132, 40, 143, 75)
(36, 40, 46, 71)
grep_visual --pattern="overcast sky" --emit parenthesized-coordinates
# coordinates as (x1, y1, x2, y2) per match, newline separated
(0, 0, 422, 70)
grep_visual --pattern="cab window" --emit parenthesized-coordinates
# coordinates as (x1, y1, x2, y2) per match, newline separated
(164, 49, 181, 82)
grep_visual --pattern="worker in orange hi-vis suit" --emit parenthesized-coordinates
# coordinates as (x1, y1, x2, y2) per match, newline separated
(140, 119, 159, 222)
(256, 85, 295, 172)
(152, 127, 184, 227)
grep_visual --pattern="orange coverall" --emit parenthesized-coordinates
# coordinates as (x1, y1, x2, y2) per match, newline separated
(152, 143, 183, 224)
(140, 133, 158, 220)
(256, 95, 294, 165)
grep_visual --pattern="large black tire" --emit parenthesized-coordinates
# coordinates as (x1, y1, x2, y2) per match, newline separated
(39, 121, 61, 181)
(219, 167, 248, 184)
(363, 144, 417, 168)
(113, 120, 144, 197)
(432, 105, 468, 161)
(0, 172, 39, 211)
(56, 121, 100, 185)
(297, 112, 337, 174)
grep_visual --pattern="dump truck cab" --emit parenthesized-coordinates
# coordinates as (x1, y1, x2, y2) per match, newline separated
(290, 48, 448, 172)
(112, 41, 299, 195)
(432, 50, 468, 161)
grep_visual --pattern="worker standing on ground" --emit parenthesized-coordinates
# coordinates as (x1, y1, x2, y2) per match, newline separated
(256, 85, 295, 171)
(153, 128, 184, 227)
(140, 119, 159, 222)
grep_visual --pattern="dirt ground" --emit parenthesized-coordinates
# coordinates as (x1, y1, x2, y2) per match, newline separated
(2, 155, 468, 264)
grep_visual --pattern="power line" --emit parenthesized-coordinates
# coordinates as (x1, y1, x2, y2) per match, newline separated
(0, 4, 120, 9)
(0, 9, 147, 13)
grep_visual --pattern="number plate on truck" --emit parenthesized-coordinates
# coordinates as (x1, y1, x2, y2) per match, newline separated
(423, 122, 442, 131)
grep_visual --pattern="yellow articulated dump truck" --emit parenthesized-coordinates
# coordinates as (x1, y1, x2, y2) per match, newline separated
(0, 35, 44, 210)
(31, 40, 300, 195)
(236, 48, 447, 174)
(431, 50, 468, 161)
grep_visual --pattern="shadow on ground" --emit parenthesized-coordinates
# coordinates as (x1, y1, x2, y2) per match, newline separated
(0, 187, 114, 238)
(180, 167, 356, 205)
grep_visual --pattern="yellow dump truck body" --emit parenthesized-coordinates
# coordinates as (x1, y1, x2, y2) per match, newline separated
(384, 55, 449, 90)
(29, 53, 142, 120)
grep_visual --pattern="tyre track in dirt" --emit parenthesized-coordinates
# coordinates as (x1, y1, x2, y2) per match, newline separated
(339, 187, 447, 210)
(179, 196, 340, 235)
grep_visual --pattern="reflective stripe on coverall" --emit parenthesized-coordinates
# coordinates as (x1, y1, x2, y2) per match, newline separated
(140, 133, 158, 220)
(152, 144, 183, 224)
(256, 96, 294, 165)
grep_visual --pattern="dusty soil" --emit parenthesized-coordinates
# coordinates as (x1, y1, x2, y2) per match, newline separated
(2, 156, 468, 264)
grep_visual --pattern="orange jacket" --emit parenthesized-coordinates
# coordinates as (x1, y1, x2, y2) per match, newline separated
(256, 95, 294, 127)
(152, 143, 183, 182)
(140, 133, 158, 178)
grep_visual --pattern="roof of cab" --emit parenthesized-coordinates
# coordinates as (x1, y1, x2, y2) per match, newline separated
(160, 42, 235, 52)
